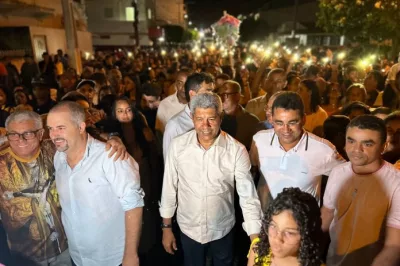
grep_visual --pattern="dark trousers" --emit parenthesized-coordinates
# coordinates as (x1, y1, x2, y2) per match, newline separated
(180, 229, 234, 266)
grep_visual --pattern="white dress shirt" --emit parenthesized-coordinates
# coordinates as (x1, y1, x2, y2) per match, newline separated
(162, 104, 194, 161)
(155, 92, 186, 133)
(251, 129, 345, 203)
(54, 135, 145, 266)
(160, 130, 262, 244)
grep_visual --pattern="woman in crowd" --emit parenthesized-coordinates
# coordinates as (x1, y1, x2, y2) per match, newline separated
(297, 79, 328, 136)
(247, 187, 323, 266)
(123, 73, 141, 103)
(101, 96, 162, 262)
(344, 83, 367, 105)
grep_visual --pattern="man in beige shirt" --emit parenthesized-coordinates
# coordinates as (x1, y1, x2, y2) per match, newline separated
(159, 93, 262, 266)
(245, 68, 287, 121)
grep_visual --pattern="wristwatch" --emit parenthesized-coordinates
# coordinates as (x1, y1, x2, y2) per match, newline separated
(107, 132, 119, 140)
(161, 223, 172, 229)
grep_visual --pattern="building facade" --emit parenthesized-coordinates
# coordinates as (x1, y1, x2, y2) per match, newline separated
(0, 0, 93, 63)
(85, 0, 154, 48)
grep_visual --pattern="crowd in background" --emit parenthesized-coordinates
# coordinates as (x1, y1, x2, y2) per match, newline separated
(0, 41, 399, 266)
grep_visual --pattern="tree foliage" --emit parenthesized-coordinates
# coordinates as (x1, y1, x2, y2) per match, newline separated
(317, 0, 400, 44)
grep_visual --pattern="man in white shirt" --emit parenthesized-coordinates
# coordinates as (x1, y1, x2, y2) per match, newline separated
(160, 93, 262, 266)
(162, 72, 214, 160)
(250, 91, 345, 211)
(47, 102, 144, 266)
(245, 68, 287, 121)
(155, 69, 191, 134)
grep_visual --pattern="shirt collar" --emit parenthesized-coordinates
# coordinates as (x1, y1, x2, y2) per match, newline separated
(188, 130, 227, 150)
(184, 104, 191, 116)
(270, 130, 309, 152)
(59, 133, 93, 163)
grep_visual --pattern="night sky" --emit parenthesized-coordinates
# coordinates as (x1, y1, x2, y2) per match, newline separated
(185, 0, 269, 28)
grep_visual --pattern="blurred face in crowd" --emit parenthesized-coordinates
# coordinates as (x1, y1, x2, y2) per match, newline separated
(99, 87, 113, 102)
(124, 76, 136, 92)
(115, 100, 133, 123)
(193, 107, 222, 146)
(347, 86, 366, 103)
(176, 73, 188, 99)
(0, 88, 7, 106)
(14, 91, 28, 105)
(141, 94, 160, 110)
(215, 78, 227, 90)
(272, 108, 305, 151)
(33, 87, 49, 100)
(48, 107, 85, 154)
(345, 127, 384, 170)
(348, 70, 359, 83)
(264, 72, 287, 94)
(287, 77, 300, 92)
(348, 108, 368, 120)
(219, 82, 240, 115)
(364, 73, 378, 92)
(386, 119, 400, 152)
(267, 210, 301, 259)
(78, 84, 95, 104)
(60, 74, 77, 91)
(7, 119, 43, 159)
(189, 82, 214, 100)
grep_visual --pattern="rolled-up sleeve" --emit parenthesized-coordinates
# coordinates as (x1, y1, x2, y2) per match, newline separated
(159, 139, 179, 218)
(104, 156, 145, 211)
(234, 146, 262, 236)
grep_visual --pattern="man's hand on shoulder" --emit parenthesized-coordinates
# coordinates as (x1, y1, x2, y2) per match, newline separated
(105, 137, 129, 161)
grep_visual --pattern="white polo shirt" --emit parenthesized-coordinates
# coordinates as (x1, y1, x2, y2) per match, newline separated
(252, 129, 345, 202)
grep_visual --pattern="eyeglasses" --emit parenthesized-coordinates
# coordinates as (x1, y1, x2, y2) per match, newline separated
(273, 120, 301, 128)
(6, 129, 42, 141)
(264, 223, 300, 245)
(219, 92, 238, 98)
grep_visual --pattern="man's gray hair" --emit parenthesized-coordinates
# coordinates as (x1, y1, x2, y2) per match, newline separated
(190, 93, 223, 116)
(5, 110, 43, 130)
(49, 101, 86, 126)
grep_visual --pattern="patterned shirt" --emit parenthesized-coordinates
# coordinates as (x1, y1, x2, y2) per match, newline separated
(0, 140, 67, 262)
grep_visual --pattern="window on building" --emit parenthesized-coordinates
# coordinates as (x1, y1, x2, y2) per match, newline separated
(126, 7, 135, 21)
(147, 8, 152, 19)
(104, 8, 113, 18)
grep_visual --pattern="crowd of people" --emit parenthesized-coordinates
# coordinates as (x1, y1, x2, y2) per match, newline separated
(0, 42, 399, 266)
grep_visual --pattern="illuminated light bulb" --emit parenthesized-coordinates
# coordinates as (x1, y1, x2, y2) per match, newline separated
(274, 41, 280, 47)
(337, 52, 346, 60)
(161, 50, 166, 56)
